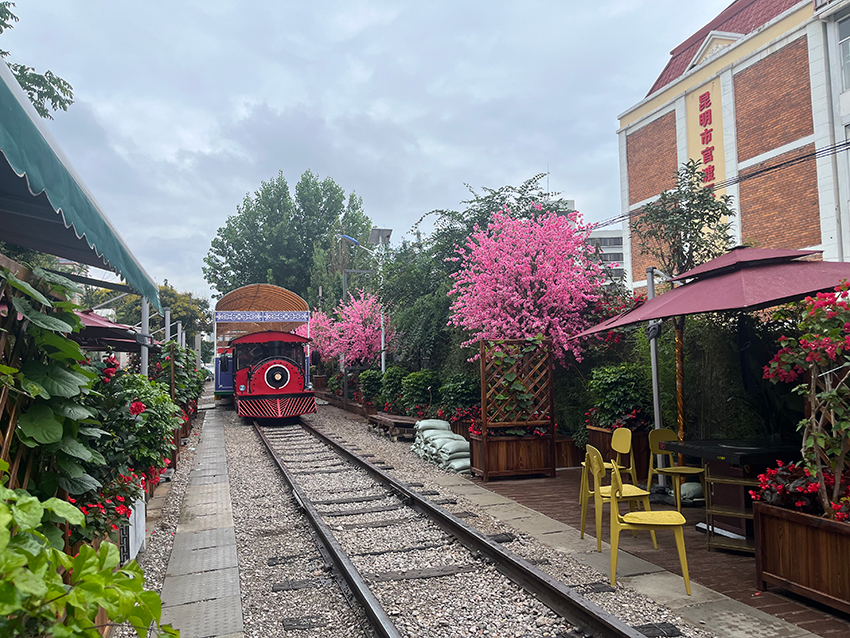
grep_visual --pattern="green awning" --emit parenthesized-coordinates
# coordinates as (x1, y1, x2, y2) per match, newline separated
(0, 62, 161, 311)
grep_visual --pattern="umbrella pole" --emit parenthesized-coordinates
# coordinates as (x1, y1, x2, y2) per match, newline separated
(647, 268, 666, 487)
(675, 320, 685, 468)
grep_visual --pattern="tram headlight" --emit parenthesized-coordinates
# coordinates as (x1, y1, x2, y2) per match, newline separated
(265, 364, 290, 389)
(238, 385, 246, 391)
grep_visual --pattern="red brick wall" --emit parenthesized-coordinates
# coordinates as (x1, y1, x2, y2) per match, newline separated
(734, 37, 813, 163)
(739, 143, 820, 249)
(626, 111, 678, 281)
(626, 111, 678, 206)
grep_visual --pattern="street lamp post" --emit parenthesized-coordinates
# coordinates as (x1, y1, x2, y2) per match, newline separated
(339, 229, 392, 403)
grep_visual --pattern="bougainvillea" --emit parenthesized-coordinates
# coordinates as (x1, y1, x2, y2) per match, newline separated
(763, 282, 850, 520)
(447, 207, 605, 363)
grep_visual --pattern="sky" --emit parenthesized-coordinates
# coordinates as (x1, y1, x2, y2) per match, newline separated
(3, 0, 733, 299)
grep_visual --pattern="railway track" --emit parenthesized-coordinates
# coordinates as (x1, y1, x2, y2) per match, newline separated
(254, 419, 647, 638)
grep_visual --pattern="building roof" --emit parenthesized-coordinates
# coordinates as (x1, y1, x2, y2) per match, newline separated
(647, 0, 802, 96)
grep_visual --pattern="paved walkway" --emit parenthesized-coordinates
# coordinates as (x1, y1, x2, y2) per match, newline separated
(160, 407, 244, 638)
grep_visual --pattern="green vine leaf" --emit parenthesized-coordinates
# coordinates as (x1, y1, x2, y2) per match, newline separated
(32, 266, 82, 294)
(5, 271, 53, 307)
(22, 361, 89, 398)
(18, 404, 63, 444)
(10, 297, 73, 333)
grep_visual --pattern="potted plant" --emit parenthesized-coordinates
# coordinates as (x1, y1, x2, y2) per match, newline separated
(470, 337, 556, 481)
(757, 284, 850, 613)
(584, 363, 653, 481)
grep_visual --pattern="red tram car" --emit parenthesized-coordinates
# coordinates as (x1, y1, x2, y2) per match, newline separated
(214, 284, 316, 420)
(231, 331, 316, 418)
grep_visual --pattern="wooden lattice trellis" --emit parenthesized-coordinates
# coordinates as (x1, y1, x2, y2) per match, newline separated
(480, 338, 554, 429)
(472, 338, 555, 481)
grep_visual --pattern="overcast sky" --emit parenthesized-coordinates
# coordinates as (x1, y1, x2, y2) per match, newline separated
(4, 1, 732, 299)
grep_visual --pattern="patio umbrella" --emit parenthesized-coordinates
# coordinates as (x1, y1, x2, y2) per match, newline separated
(73, 309, 159, 353)
(574, 247, 850, 339)
(572, 247, 850, 446)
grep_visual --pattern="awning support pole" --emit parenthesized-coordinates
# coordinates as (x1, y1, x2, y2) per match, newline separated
(140, 297, 149, 377)
(647, 267, 665, 486)
(164, 307, 171, 342)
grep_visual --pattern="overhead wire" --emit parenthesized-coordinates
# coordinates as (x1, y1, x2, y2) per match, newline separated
(594, 138, 850, 228)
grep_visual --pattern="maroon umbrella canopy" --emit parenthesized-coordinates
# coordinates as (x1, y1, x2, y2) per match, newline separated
(73, 309, 160, 353)
(574, 247, 850, 339)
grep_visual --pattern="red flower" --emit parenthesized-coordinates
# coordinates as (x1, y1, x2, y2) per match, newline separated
(129, 401, 146, 415)
(111, 524, 119, 531)
(116, 495, 125, 502)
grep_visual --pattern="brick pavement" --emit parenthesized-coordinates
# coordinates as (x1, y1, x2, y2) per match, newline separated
(478, 468, 850, 637)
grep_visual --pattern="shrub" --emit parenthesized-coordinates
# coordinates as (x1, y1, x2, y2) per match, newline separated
(358, 370, 383, 403)
(327, 371, 343, 396)
(402, 370, 441, 410)
(586, 363, 651, 431)
(380, 366, 407, 405)
(438, 373, 479, 410)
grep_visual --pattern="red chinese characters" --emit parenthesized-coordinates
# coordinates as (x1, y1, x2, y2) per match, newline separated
(697, 90, 716, 190)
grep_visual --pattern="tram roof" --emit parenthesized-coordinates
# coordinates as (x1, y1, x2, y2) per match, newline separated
(215, 284, 309, 343)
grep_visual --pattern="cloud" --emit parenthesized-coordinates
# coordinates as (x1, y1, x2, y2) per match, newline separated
(3, 0, 734, 300)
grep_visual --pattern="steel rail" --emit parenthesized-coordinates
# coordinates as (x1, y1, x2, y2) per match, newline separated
(254, 423, 403, 638)
(299, 419, 646, 638)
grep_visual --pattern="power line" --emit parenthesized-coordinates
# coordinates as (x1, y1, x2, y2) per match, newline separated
(595, 138, 850, 228)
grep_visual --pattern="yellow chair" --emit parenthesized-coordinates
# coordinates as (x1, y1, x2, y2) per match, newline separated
(582, 445, 655, 552)
(611, 427, 638, 485)
(578, 428, 636, 533)
(609, 463, 691, 595)
(647, 429, 706, 512)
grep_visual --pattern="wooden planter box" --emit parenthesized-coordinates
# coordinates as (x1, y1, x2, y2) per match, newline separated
(314, 391, 375, 416)
(587, 426, 650, 484)
(470, 434, 555, 482)
(451, 418, 472, 441)
(755, 502, 850, 614)
(312, 375, 327, 391)
(555, 436, 583, 468)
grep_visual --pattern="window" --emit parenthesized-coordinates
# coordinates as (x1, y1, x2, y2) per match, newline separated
(600, 253, 624, 263)
(590, 236, 623, 247)
(840, 17, 850, 92)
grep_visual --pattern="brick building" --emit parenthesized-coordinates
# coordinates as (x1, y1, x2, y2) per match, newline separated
(618, 0, 850, 288)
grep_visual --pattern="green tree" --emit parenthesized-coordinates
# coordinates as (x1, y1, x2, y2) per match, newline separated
(308, 192, 374, 308)
(0, 2, 74, 120)
(202, 170, 345, 298)
(629, 159, 736, 440)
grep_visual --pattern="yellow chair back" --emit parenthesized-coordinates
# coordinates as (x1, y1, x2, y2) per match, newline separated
(611, 427, 632, 455)
(585, 445, 606, 482)
(610, 462, 625, 504)
(649, 427, 677, 456)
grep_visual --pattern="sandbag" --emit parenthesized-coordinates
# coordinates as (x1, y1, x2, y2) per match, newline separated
(436, 439, 469, 456)
(446, 457, 471, 473)
(415, 419, 451, 431)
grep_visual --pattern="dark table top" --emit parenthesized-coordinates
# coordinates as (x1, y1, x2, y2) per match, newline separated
(658, 439, 800, 467)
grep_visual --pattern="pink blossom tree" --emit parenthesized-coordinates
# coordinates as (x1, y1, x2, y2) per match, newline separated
(295, 310, 337, 360)
(331, 290, 393, 366)
(447, 207, 604, 363)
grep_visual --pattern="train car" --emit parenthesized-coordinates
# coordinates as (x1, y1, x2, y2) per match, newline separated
(214, 346, 234, 399)
(214, 284, 315, 419)
(230, 331, 316, 418)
